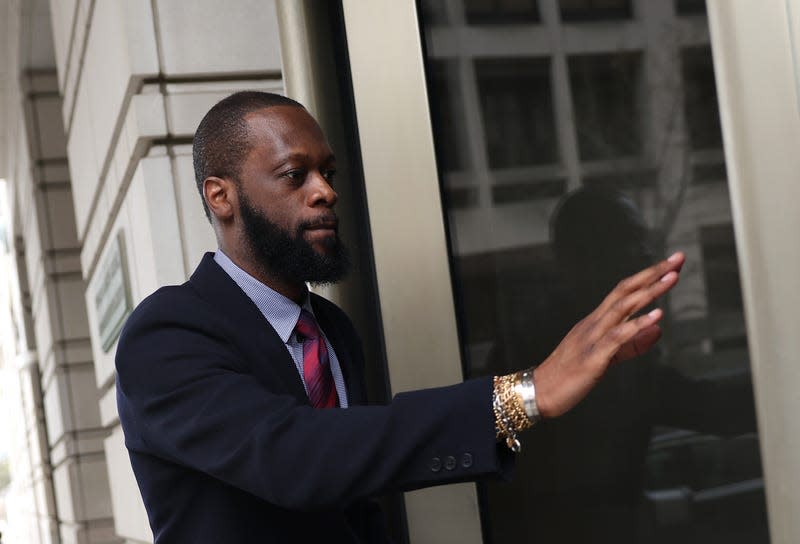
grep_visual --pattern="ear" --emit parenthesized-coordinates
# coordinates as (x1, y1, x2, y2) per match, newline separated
(204, 176, 237, 222)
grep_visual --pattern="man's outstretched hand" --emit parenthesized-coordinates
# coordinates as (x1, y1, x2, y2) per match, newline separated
(533, 252, 685, 418)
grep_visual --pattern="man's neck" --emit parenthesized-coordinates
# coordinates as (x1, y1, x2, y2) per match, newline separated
(219, 246, 306, 304)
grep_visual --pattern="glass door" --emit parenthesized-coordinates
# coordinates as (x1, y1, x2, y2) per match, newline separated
(417, 0, 769, 542)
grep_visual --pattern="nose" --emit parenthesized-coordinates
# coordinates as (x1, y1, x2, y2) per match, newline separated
(308, 172, 338, 208)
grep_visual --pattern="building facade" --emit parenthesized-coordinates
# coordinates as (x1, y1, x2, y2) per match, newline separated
(0, 1, 798, 543)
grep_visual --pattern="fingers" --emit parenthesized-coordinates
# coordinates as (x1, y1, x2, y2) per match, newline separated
(530, 252, 684, 420)
(596, 252, 685, 315)
(597, 309, 663, 366)
(534, 309, 663, 418)
(595, 269, 678, 336)
(611, 323, 662, 364)
(584, 252, 682, 347)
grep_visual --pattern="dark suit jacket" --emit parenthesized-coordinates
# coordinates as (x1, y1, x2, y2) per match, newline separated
(116, 253, 511, 543)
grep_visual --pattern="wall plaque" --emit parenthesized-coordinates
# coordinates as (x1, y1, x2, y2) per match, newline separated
(94, 231, 132, 352)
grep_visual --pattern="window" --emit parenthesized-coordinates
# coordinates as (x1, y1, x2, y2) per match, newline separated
(675, 0, 707, 16)
(464, 0, 540, 24)
(559, 0, 633, 22)
(428, 60, 469, 172)
(701, 223, 746, 348)
(417, 2, 768, 541)
(569, 52, 642, 160)
(420, 0, 449, 24)
(682, 47, 723, 150)
(475, 58, 558, 168)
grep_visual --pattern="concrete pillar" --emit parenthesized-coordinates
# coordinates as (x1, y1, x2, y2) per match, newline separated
(19, 67, 119, 544)
(10, 351, 61, 544)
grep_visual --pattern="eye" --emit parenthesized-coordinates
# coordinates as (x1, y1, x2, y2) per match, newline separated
(322, 169, 337, 183)
(282, 169, 306, 184)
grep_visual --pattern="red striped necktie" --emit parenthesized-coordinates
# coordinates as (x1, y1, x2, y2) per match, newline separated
(295, 309, 338, 409)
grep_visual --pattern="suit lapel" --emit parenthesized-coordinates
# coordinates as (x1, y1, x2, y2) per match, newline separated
(188, 253, 308, 401)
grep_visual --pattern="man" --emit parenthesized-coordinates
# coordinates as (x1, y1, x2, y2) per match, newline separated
(115, 91, 684, 543)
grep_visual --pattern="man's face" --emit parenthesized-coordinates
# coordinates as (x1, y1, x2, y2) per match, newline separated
(235, 106, 349, 284)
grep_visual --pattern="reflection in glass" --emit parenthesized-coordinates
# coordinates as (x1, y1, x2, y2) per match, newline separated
(569, 53, 642, 160)
(676, 0, 707, 16)
(419, 1, 769, 543)
(682, 47, 723, 150)
(464, 0, 540, 24)
(429, 60, 469, 172)
(475, 58, 557, 168)
(559, 0, 633, 22)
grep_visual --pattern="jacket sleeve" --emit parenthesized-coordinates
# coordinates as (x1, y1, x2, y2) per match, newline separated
(115, 290, 513, 512)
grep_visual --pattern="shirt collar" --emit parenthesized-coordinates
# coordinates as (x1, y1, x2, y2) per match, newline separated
(213, 249, 314, 343)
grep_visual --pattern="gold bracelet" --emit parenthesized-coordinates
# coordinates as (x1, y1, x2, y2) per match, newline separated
(493, 387, 520, 452)
(493, 371, 536, 452)
(498, 374, 531, 432)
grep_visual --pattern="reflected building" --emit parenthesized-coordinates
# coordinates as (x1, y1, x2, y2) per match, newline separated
(418, 0, 766, 542)
(422, 0, 743, 376)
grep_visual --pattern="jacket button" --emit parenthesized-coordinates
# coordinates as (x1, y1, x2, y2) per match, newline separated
(444, 455, 457, 471)
(430, 457, 442, 472)
(461, 453, 473, 468)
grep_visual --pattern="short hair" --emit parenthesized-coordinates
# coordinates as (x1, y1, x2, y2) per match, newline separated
(192, 91, 305, 221)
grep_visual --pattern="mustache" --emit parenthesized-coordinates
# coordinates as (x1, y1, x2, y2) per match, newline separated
(299, 213, 339, 231)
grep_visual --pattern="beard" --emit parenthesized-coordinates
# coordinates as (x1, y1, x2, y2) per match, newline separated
(238, 192, 350, 285)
